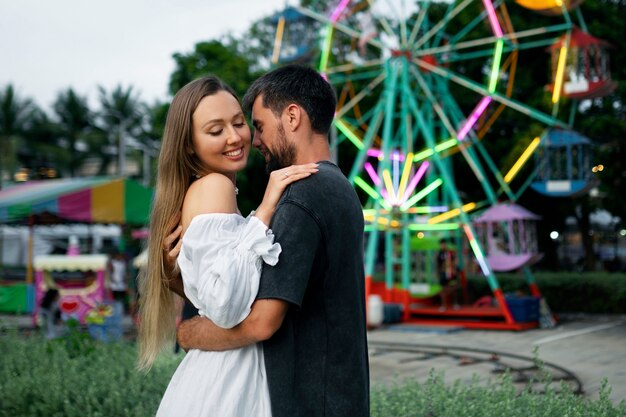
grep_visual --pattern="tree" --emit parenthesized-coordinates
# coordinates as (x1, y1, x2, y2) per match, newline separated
(168, 38, 261, 98)
(97, 85, 147, 177)
(0, 85, 36, 188)
(52, 88, 94, 177)
(19, 108, 66, 179)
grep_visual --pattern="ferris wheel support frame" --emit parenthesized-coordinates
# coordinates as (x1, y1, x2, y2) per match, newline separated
(278, 0, 591, 329)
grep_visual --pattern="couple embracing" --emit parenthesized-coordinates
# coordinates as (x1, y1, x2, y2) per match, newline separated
(138, 64, 370, 417)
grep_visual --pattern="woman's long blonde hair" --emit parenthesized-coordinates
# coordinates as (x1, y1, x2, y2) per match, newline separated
(137, 76, 238, 370)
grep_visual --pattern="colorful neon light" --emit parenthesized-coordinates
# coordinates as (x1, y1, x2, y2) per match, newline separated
(365, 224, 403, 231)
(368, 141, 459, 164)
(367, 149, 383, 159)
(382, 169, 396, 203)
(408, 223, 460, 231)
(330, 0, 351, 23)
(412, 138, 458, 162)
(463, 224, 491, 276)
(457, 96, 492, 141)
(336, 119, 364, 150)
(363, 214, 402, 228)
(319, 26, 334, 73)
(482, 0, 503, 37)
(354, 176, 380, 199)
(400, 178, 443, 211)
(412, 148, 433, 161)
(435, 138, 459, 152)
(504, 137, 541, 183)
(354, 176, 392, 210)
(364, 162, 382, 186)
(488, 39, 504, 93)
(271, 16, 286, 64)
(396, 152, 414, 202)
(552, 46, 568, 104)
(401, 161, 429, 204)
(428, 202, 477, 224)
(392, 151, 400, 196)
(410, 206, 448, 213)
(362, 206, 448, 216)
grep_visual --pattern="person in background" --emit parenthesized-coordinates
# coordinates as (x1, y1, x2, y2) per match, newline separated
(436, 238, 460, 310)
(39, 288, 63, 339)
(108, 251, 128, 313)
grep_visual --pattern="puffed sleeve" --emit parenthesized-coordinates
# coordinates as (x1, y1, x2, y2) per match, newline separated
(177, 213, 281, 328)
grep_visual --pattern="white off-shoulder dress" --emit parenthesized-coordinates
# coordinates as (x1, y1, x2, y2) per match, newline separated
(156, 213, 281, 417)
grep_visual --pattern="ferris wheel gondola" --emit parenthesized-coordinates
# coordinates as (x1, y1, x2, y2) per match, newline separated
(547, 26, 618, 100)
(531, 128, 596, 197)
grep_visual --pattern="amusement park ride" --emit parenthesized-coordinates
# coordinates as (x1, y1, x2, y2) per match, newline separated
(271, 0, 617, 329)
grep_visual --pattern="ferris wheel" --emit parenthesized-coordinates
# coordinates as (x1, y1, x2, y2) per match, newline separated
(270, 0, 616, 329)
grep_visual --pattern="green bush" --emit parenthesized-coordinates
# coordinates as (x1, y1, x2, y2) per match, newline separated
(0, 331, 181, 417)
(1, 331, 625, 416)
(467, 272, 626, 314)
(371, 371, 626, 417)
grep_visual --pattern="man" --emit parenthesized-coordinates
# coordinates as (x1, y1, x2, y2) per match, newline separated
(436, 238, 459, 310)
(166, 65, 370, 417)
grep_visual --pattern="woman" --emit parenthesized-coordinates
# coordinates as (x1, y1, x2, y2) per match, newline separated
(137, 76, 317, 416)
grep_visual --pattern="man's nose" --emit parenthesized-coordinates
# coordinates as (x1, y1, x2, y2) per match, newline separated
(251, 133, 261, 148)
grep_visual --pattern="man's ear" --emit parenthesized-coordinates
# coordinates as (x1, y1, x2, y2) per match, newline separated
(283, 103, 301, 132)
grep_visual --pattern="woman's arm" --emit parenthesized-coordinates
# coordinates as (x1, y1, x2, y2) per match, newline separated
(162, 163, 319, 286)
(177, 298, 290, 351)
(250, 163, 319, 226)
(178, 165, 317, 328)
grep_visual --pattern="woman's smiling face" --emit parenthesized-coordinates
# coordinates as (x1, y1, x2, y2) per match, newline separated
(191, 90, 251, 177)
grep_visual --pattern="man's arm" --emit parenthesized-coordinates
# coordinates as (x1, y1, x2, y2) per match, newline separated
(177, 298, 289, 351)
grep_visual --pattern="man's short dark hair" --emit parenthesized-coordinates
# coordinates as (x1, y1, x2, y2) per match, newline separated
(243, 64, 337, 135)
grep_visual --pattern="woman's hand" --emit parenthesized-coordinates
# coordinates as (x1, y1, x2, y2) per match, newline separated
(254, 163, 318, 226)
(162, 212, 186, 298)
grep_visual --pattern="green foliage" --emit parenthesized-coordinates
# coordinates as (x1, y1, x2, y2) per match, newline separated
(168, 39, 261, 99)
(0, 85, 37, 188)
(371, 370, 626, 417)
(1, 330, 624, 417)
(52, 88, 96, 177)
(467, 272, 626, 314)
(0, 331, 181, 417)
(96, 84, 150, 177)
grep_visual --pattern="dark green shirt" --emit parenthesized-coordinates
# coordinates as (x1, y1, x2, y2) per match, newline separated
(257, 161, 370, 417)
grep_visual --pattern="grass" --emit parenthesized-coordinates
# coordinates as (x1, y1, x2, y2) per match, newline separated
(0, 329, 624, 417)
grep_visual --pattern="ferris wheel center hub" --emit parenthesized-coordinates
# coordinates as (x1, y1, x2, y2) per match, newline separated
(391, 49, 413, 59)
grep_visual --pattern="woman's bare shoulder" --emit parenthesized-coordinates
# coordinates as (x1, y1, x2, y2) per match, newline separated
(181, 173, 238, 230)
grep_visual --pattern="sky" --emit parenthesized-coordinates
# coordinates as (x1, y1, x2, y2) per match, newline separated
(0, 0, 293, 111)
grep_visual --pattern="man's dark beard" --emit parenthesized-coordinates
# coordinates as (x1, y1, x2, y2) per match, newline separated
(266, 124, 297, 174)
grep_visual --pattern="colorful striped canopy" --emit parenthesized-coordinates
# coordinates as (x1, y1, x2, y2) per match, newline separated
(0, 177, 153, 225)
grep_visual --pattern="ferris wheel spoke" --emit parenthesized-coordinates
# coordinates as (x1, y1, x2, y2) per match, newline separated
(416, 57, 567, 128)
(412, 0, 473, 50)
(416, 22, 571, 63)
(295, 6, 385, 51)
(326, 59, 384, 76)
(415, 72, 535, 203)
(336, 72, 386, 119)
(365, 0, 397, 44)
(407, 1, 429, 47)
(409, 68, 455, 138)
(409, 67, 493, 193)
